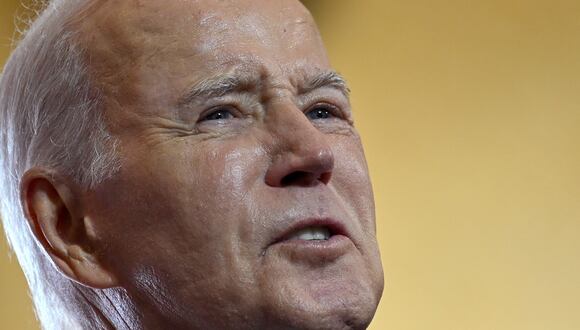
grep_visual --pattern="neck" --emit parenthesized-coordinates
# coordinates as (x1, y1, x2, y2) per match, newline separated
(73, 286, 138, 330)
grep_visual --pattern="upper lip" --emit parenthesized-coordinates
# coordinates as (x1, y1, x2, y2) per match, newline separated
(271, 217, 350, 245)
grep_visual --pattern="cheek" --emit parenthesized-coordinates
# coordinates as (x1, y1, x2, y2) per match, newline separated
(331, 137, 376, 232)
(90, 137, 267, 279)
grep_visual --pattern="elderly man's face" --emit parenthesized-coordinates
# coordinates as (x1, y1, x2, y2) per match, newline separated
(81, 0, 383, 328)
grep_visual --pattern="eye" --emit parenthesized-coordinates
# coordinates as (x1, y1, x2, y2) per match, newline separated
(199, 106, 236, 122)
(305, 103, 339, 120)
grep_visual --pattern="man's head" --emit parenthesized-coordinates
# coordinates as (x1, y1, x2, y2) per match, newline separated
(0, 0, 383, 329)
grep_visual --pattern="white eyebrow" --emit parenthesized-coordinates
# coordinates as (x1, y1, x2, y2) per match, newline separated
(178, 73, 259, 106)
(178, 69, 350, 107)
(300, 71, 351, 98)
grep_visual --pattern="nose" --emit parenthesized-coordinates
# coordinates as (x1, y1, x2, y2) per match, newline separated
(264, 104, 335, 188)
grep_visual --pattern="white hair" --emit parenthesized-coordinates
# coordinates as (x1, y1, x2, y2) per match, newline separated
(0, 0, 126, 328)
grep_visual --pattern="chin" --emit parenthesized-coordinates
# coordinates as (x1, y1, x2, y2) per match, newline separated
(260, 263, 383, 330)
(267, 293, 380, 330)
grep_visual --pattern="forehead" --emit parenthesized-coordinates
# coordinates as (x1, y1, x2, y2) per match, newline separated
(76, 0, 329, 88)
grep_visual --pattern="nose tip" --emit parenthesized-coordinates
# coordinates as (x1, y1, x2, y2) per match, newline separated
(264, 99, 336, 188)
(266, 146, 334, 188)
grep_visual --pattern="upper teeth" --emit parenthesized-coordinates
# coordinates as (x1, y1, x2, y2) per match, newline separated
(289, 226, 331, 241)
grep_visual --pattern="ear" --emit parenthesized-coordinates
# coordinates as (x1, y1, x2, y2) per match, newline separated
(20, 168, 118, 289)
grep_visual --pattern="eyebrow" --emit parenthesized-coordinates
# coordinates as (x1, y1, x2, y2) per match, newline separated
(177, 73, 256, 106)
(299, 71, 351, 98)
(178, 70, 350, 107)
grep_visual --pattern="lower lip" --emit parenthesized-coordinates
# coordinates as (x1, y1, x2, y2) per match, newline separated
(270, 234, 353, 264)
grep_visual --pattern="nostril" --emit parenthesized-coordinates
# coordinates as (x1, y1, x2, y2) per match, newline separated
(319, 171, 332, 185)
(265, 143, 335, 188)
(281, 171, 311, 187)
(280, 171, 331, 187)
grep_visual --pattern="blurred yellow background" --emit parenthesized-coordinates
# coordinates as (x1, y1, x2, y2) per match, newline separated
(2, 1, 580, 329)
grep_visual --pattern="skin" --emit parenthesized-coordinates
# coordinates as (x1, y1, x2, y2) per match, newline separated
(21, 0, 384, 329)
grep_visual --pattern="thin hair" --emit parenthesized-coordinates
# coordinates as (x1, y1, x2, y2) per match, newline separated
(0, 0, 123, 328)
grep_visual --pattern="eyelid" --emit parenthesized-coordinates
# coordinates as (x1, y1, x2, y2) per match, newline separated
(305, 101, 346, 119)
(197, 104, 242, 123)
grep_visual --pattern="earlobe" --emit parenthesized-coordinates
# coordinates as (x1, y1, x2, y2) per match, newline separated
(20, 168, 119, 289)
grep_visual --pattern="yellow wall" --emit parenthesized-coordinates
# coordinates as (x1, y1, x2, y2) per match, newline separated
(2, 1, 580, 329)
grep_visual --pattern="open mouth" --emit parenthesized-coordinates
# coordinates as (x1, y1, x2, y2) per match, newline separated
(286, 226, 332, 241)
(272, 219, 348, 245)
(267, 219, 353, 262)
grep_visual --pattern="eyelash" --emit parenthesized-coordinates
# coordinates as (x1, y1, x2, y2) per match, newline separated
(197, 102, 344, 123)
(304, 102, 343, 120)
(198, 105, 240, 123)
